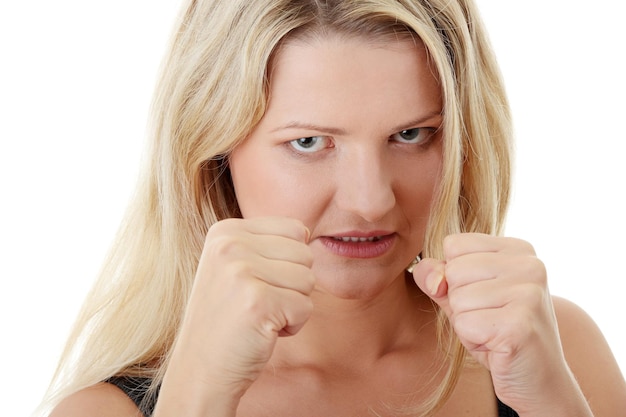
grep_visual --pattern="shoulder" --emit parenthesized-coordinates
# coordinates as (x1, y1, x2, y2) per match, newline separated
(552, 296, 616, 369)
(551, 296, 626, 414)
(49, 382, 142, 417)
(552, 295, 616, 357)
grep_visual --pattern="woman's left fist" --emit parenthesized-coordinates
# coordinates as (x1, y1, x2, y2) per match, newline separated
(412, 233, 572, 413)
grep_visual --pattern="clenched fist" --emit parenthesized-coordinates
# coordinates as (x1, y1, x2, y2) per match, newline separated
(412, 233, 577, 415)
(156, 217, 315, 416)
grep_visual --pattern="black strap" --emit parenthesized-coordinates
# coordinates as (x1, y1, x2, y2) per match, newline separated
(106, 376, 157, 417)
(497, 397, 520, 417)
(107, 376, 519, 417)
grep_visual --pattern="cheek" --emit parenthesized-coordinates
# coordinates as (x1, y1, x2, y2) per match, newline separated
(230, 150, 322, 219)
(397, 151, 443, 216)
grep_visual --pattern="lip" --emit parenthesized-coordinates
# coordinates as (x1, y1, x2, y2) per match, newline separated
(318, 231, 396, 259)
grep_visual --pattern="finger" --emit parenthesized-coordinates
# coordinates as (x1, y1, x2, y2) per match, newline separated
(444, 252, 500, 290)
(452, 308, 506, 353)
(252, 234, 314, 267)
(411, 257, 450, 315)
(209, 217, 310, 243)
(451, 300, 543, 356)
(443, 233, 535, 261)
(445, 251, 546, 291)
(278, 289, 315, 337)
(446, 277, 516, 316)
(254, 285, 314, 338)
(206, 223, 313, 266)
(242, 256, 316, 296)
(242, 216, 311, 243)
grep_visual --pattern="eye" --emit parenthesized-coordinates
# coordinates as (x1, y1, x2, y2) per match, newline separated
(391, 128, 434, 145)
(288, 136, 329, 153)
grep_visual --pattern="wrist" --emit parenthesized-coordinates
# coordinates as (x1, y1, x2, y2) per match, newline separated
(515, 369, 593, 417)
(153, 359, 247, 417)
(154, 377, 243, 417)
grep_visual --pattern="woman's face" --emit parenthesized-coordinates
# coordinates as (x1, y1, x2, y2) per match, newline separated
(229, 34, 443, 299)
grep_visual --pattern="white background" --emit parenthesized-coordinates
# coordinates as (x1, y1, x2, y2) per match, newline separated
(0, 1, 623, 416)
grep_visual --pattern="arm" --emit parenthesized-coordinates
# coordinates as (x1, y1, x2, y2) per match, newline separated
(553, 296, 626, 416)
(412, 233, 626, 417)
(49, 217, 314, 417)
(153, 217, 314, 417)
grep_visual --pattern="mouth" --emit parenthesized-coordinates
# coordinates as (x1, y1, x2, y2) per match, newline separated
(320, 233, 396, 258)
(331, 236, 383, 243)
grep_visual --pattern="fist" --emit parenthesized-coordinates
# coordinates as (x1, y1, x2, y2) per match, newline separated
(170, 217, 315, 397)
(412, 234, 568, 411)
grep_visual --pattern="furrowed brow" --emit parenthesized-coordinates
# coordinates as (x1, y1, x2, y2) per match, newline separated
(271, 110, 442, 136)
(389, 110, 443, 132)
(271, 121, 347, 136)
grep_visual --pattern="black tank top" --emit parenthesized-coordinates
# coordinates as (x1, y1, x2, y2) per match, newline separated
(107, 376, 519, 417)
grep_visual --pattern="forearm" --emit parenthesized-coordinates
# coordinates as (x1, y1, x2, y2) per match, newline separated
(153, 377, 242, 417)
(153, 354, 246, 417)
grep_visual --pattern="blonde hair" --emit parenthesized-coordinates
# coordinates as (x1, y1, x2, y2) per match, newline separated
(40, 0, 511, 415)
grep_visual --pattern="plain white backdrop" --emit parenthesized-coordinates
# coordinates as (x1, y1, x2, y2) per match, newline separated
(0, 1, 623, 416)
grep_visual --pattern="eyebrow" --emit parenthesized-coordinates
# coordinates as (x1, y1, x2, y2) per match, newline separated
(270, 110, 442, 136)
(389, 110, 443, 132)
(270, 122, 347, 135)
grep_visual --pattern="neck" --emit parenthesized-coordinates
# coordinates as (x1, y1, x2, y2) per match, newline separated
(270, 274, 435, 373)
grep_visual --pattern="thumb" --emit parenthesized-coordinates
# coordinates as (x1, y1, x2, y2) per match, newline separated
(412, 257, 450, 315)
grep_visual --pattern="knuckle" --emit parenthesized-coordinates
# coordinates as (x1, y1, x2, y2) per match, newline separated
(300, 269, 316, 294)
(301, 296, 314, 315)
(285, 295, 314, 331)
(301, 246, 314, 268)
(446, 289, 462, 312)
(238, 280, 270, 314)
(443, 259, 459, 282)
(289, 218, 309, 241)
(206, 218, 237, 238)
(450, 312, 475, 340)
(514, 237, 536, 255)
(211, 260, 256, 298)
(227, 260, 255, 280)
(442, 234, 459, 258)
(442, 233, 481, 259)
(521, 256, 547, 285)
(208, 234, 247, 258)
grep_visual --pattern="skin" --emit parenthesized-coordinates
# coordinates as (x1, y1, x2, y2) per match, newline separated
(50, 35, 626, 417)
(230, 34, 443, 301)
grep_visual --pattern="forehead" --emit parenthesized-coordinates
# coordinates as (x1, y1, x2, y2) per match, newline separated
(270, 32, 434, 84)
(259, 35, 442, 133)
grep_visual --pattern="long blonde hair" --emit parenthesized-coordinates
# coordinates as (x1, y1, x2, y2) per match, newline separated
(40, 0, 511, 415)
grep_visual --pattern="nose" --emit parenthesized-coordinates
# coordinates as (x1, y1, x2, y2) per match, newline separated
(334, 147, 395, 222)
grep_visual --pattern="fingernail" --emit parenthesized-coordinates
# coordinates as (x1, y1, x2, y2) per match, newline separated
(427, 269, 445, 296)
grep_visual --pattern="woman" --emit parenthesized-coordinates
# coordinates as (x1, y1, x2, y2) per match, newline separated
(41, 0, 625, 416)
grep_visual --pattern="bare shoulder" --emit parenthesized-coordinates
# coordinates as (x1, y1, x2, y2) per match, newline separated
(49, 382, 142, 417)
(552, 296, 626, 414)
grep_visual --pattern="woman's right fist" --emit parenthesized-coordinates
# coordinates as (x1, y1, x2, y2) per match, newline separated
(165, 217, 315, 401)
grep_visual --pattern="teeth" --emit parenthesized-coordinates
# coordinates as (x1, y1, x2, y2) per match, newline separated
(334, 236, 380, 242)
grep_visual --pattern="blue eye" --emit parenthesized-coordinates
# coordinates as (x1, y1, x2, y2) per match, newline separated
(391, 128, 433, 144)
(289, 136, 328, 153)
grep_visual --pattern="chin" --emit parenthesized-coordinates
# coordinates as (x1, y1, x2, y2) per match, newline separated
(311, 264, 407, 301)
